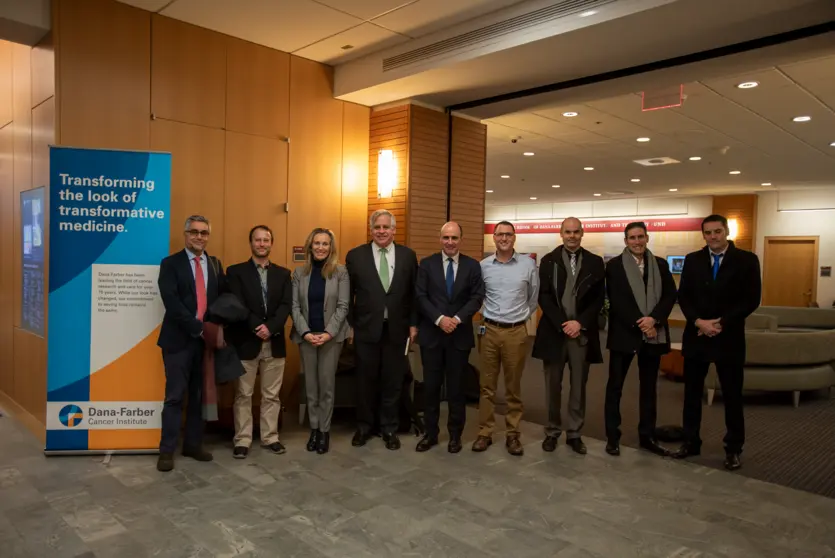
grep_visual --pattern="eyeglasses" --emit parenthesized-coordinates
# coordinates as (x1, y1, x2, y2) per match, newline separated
(187, 229, 210, 238)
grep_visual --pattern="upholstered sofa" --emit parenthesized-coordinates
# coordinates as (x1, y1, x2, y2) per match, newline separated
(706, 307, 835, 407)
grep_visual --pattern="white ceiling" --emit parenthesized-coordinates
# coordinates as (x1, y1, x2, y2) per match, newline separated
(484, 52, 835, 205)
(117, 0, 527, 64)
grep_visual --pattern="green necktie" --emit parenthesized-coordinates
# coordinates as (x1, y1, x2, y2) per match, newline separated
(379, 247, 390, 291)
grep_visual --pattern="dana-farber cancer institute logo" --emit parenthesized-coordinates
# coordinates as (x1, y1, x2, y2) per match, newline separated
(59, 404, 84, 427)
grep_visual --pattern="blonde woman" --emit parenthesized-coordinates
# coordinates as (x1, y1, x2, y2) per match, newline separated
(291, 228, 350, 454)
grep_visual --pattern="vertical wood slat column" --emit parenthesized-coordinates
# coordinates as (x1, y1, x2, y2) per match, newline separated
(713, 194, 758, 252)
(368, 106, 409, 245)
(407, 105, 448, 260)
(450, 116, 486, 259)
(367, 104, 487, 261)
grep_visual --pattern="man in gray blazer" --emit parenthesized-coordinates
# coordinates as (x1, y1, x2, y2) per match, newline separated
(291, 228, 351, 454)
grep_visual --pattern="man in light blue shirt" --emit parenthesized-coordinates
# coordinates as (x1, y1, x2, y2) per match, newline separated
(472, 220, 539, 456)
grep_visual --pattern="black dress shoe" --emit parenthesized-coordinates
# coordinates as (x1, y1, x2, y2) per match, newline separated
(352, 430, 369, 447)
(542, 435, 558, 452)
(182, 448, 213, 462)
(415, 436, 438, 452)
(671, 444, 701, 459)
(605, 441, 620, 456)
(306, 429, 320, 452)
(639, 438, 671, 457)
(264, 441, 286, 454)
(382, 432, 401, 450)
(566, 438, 587, 455)
(724, 452, 741, 471)
(232, 446, 248, 459)
(316, 432, 330, 455)
(448, 437, 462, 454)
(157, 453, 174, 472)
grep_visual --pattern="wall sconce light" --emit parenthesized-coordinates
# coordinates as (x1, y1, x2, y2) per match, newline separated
(727, 218, 739, 240)
(377, 149, 396, 198)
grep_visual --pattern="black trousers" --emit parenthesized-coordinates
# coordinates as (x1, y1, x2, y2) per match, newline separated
(682, 357, 745, 453)
(355, 323, 407, 435)
(605, 347, 660, 443)
(159, 338, 204, 454)
(420, 343, 468, 439)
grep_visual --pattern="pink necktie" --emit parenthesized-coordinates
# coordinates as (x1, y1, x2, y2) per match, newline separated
(194, 257, 207, 320)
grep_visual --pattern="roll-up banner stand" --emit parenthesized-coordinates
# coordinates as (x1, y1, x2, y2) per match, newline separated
(45, 146, 171, 454)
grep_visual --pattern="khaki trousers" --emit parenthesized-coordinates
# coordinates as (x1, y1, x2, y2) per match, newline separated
(233, 341, 285, 447)
(477, 323, 528, 437)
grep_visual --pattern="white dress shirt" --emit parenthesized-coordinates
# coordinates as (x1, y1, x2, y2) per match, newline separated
(710, 245, 728, 270)
(435, 252, 461, 326)
(372, 241, 395, 318)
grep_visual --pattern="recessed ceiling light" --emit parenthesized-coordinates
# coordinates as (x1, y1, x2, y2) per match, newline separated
(737, 81, 758, 89)
(486, 190, 493, 193)
(593, 193, 601, 197)
(523, 152, 535, 156)
(669, 188, 678, 192)
(579, 10, 597, 17)
(793, 116, 811, 122)
(500, 175, 509, 178)
(689, 156, 702, 161)
(729, 170, 741, 175)
(563, 111, 578, 117)
(636, 137, 650, 142)
(830, 141, 835, 147)
(584, 167, 594, 171)
(552, 184, 560, 188)
(529, 197, 537, 200)
(761, 182, 772, 186)
(631, 178, 641, 183)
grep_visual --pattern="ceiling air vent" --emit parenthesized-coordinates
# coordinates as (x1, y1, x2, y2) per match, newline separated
(633, 157, 680, 167)
(382, 0, 619, 72)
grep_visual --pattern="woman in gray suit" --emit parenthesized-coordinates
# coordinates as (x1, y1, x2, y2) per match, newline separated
(291, 228, 350, 454)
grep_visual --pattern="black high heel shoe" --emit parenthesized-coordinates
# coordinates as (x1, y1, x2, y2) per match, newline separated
(316, 432, 330, 454)
(306, 429, 320, 452)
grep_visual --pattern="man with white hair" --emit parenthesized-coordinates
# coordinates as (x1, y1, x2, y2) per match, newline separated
(345, 209, 419, 450)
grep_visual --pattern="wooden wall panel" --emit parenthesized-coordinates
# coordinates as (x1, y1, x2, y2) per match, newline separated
(713, 194, 757, 252)
(150, 119, 227, 258)
(12, 44, 32, 330)
(13, 329, 47, 424)
(368, 105, 409, 245)
(57, 0, 150, 150)
(0, 124, 13, 398)
(341, 102, 370, 257)
(226, 38, 289, 139)
(31, 32, 54, 109)
(408, 105, 448, 260)
(450, 116, 486, 258)
(32, 97, 53, 191)
(287, 56, 344, 267)
(151, 15, 226, 129)
(224, 132, 289, 268)
(0, 42, 11, 127)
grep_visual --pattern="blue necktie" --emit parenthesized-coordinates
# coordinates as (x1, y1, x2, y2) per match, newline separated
(712, 253, 723, 280)
(445, 257, 454, 299)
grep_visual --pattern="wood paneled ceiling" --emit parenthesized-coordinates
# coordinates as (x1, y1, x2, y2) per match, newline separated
(484, 52, 835, 205)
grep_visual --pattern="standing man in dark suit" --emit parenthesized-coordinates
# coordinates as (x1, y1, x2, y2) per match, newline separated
(532, 217, 605, 455)
(346, 209, 419, 450)
(156, 215, 226, 472)
(226, 225, 292, 459)
(604, 222, 677, 457)
(673, 214, 761, 471)
(415, 222, 485, 453)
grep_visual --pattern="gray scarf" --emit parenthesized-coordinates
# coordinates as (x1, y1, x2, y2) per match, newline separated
(622, 247, 666, 344)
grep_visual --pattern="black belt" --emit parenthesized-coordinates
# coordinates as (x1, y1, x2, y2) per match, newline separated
(484, 318, 526, 328)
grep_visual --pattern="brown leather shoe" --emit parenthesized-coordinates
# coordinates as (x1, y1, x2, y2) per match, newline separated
(471, 435, 492, 452)
(506, 435, 524, 456)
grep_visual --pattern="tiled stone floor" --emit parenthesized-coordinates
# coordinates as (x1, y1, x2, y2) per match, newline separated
(1, 407, 835, 558)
